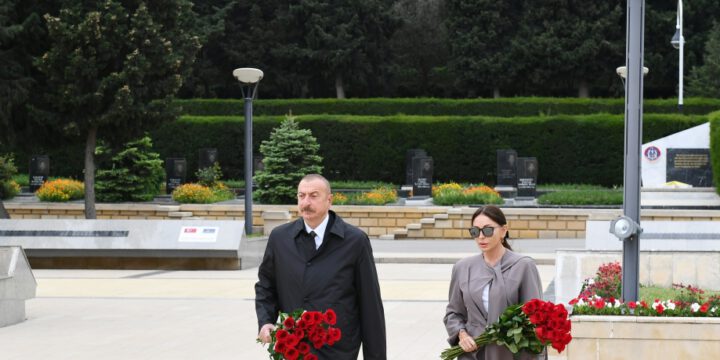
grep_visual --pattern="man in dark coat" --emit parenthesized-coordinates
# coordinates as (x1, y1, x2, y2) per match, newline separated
(255, 174, 387, 359)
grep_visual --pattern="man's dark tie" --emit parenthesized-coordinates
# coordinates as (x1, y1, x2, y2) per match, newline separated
(302, 230, 317, 260)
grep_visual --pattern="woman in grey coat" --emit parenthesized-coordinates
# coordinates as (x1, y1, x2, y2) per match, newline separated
(444, 205, 543, 360)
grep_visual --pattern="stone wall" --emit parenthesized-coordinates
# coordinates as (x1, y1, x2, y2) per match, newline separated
(5, 203, 719, 240)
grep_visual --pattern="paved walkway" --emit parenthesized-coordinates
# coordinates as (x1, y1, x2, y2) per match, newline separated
(0, 240, 573, 359)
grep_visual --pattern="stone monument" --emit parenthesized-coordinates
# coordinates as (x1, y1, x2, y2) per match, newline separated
(412, 156, 433, 197)
(165, 158, 187, 194)
(516, 157, 538, 199)
(495, 149, 518, 198)
(29, 155, 49, 192)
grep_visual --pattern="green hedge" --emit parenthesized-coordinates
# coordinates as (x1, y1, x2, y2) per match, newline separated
(174, 98, 720, 117)
(148, 113, 707, 187)
(711, 111, 720, 194)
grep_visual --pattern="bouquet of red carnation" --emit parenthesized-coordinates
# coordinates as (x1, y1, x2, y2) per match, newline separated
(260, 309, 342, 360)
(441, 299, 572, 360)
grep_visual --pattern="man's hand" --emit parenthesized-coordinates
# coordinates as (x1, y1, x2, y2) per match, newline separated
(257, 323, 276, 344)
(458, 329, 478, 353)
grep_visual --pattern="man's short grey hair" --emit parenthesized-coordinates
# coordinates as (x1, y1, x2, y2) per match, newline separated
(300, 174, 332, 193)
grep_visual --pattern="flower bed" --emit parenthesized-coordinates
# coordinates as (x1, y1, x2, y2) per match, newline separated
(568, 315, 720, 359)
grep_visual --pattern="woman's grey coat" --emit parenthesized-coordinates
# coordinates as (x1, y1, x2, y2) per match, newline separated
(444, 250, 543, 360)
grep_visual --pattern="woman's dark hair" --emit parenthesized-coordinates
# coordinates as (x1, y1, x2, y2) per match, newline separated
(471, 205, 512, 251)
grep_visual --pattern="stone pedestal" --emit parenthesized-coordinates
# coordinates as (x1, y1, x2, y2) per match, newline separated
(1, 246, 37, 327)
(262, 210, 292, 236)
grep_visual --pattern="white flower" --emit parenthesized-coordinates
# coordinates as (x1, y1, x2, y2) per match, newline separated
(665, 301, 676, 311)
(691, 303, 701, 312)
(587, 278, 595, 285)
(711, 307, 718, 313)
(577, 299, 586, 306)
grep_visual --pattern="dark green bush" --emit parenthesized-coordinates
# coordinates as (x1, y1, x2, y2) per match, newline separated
(711, 111, 720, 194)
(174, 97, 720, 117)
(0, 154, 20, 200)
(150, 113, 706, 187)
(96, 136, 164, 202)
(538, 189, 623, 205)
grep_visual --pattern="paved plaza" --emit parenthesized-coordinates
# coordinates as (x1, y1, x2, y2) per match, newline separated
(0, 240, 570, 359)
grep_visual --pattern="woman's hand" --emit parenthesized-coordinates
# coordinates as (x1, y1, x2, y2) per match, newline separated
(458, 329, 478, 353)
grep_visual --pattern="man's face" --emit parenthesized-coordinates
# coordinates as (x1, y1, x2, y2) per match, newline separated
(297, 179, 333, 225)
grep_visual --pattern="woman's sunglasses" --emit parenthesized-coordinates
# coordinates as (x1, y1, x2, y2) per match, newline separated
(468, 226, 500, 238)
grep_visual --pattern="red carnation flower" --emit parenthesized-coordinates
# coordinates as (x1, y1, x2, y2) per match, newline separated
(297, 342, 310, 355)
(305, 354, 318, 360)
(283, 316, 295, 329)
(284, 347, 299, 360)
(324, 309, 337, 325)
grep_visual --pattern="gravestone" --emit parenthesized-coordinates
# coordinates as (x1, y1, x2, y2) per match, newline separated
(28, 155, 50, 192)
(253, 155, 264, 175)
(412, 156, 433, 197)
(666, 148, 713, 187)
(405, 149, 427, 185)
(516, 157, 538, 199)
(198, 148, 218, 170)
(495, 149, 518, 198)
(496, 149, 518, 186)
(165, 158, 187, 194)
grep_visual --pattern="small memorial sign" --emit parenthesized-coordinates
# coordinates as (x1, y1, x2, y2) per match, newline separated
(666, 148, 713, 187)
(516, 157, 538, 199)
(165, 158, 187, 194)
(29, 155, 50, 192)
(412, 156, 433, 197)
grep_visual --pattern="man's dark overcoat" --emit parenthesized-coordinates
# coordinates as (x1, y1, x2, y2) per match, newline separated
(255, 210, 386, 359)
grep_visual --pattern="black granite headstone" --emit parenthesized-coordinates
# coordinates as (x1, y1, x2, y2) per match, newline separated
(29, 155, 50, 192)
(198, 148, 218, 170)
(405, 149, 427, 185)
(165, 158, 187, 194)
(496, 149, 518, 187)
(666, 148, 713, 187)
(253, 155, 264, 175)
(516, 157, 538, 198)
(412, 156, 433, 197)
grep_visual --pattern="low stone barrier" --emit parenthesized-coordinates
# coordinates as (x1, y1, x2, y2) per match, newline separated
(567, 315, 720, 359)
(0, 219, 259, 270)
(0, 246, 36, 327)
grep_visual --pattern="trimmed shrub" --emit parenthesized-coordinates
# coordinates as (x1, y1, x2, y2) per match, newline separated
(36, 178, 84, 202)
(171, 183, 234, 204)
(174, 97, 720, 117)
(710, 111, 720, 194)
(334, 186, 398, 205)
(96, 136, 164, 202)
(432, 183, 503, 205)
(538, 189, 623, 205)
(151, 113, 707, 187)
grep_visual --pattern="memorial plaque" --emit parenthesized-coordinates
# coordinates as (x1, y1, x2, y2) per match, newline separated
(666, 148, 713, 187)
(253, 155, 264, 175)
(405, 149, 427, 185)
(516, 157, 538, 199)
(198, 148, 218, 170)
(496, 149, 518, 187)
(165, 158, 187, 194)
(29, 155, 50, 192)
(412, 156, 433, 197)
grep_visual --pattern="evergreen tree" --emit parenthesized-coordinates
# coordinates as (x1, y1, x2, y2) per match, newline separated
(253, 116, 323, 204)
(0, 154, 19, 218)
(37, 0, 200, 218)
(95, 136, 164, 202)
(280, 0, 399, 98)
(688, 22, 720, 97)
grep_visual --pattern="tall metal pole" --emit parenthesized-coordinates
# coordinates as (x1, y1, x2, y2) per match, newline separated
(244, 95, 253, 235)
(678, 0, 684, 112)
(622, 0, 645, 302)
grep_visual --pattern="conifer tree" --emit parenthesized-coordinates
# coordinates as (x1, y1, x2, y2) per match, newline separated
(95, 136, 164, 202)
(38, 1, 200, 218)
(253, 116, 323, 204)
(688, 22, 720, 97)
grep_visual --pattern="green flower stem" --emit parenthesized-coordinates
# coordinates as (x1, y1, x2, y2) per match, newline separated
(440, 333, 492, 360)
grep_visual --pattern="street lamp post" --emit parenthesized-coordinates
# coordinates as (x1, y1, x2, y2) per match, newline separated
(233, 68, 264, 235)
(671, 0, 684, 112)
